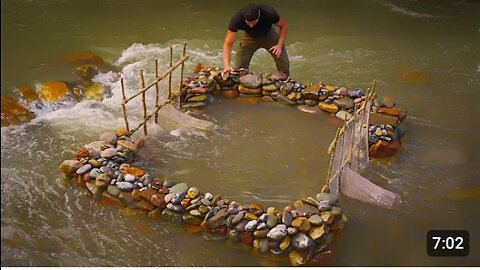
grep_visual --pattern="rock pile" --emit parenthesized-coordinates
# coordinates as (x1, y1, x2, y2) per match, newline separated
(368, 96, 407, 158)
(59, 127, 345, 266)
(182, 67, 406, 158)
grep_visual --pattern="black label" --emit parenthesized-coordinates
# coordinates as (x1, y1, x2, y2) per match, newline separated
(427, 230, 469, 257)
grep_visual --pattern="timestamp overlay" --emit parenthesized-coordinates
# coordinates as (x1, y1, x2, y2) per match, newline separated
(427, 230, 470, 257)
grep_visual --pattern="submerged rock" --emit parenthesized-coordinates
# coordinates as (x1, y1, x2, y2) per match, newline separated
(1, 96, 34, 127)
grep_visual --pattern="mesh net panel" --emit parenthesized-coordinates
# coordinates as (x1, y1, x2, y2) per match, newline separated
(326, 91, 400, 208)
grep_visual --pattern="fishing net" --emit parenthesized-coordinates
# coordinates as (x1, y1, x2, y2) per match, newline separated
(326, 83, 400, 208)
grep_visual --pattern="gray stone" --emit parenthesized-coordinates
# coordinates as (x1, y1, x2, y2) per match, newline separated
(316, 193, 339, 205)
(124, 174, 135, 182)
(204, 192, 213, 200)
(317, 201, 332, 211)
(308, 215, 323, 226)
(267, 213, 278, 228)
(171, 191, 186, 204)
(100, 148, 117, 159)
(89, 168, 101, 179)
(166, 203, 185, 213)
(335, 109, 353, 121)
(206, 208, 228, 229)
(347, 88, 364, 99)
(164, 193, 174, 203)
(256, 222, 267, 230)
(276, 93, 296, 106)
(287, 227, 298, 235)
(295, 204, 319, 217)
(282, 211, 293, 227)
(107, 185, 121, 197)
(235, 219, 248, 232)
(99, 132, 117, 145)
(76, 164, 92, 175)
(267, 224, 288, 241)
(245, 220, 258, 232)
(201, 198, 211, 206)
(170, 183, 188, 195)
(259, 238, 270, 253)
(232, 210, 246, 225)
(240, 74, 262, 88)
(292, 233, 314, 250)
(116, 181, 134, 191)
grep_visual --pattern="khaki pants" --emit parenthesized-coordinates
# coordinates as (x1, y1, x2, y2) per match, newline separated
(235, 28, 290, 76)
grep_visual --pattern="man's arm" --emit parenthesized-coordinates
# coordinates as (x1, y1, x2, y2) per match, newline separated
(222, 30, 236, 76)
(269, 17, 288, 58)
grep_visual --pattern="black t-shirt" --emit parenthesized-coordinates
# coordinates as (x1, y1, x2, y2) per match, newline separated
(228, 4, 280, 38)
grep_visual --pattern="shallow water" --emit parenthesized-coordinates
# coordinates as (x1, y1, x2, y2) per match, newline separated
(2, 0, 480, 266)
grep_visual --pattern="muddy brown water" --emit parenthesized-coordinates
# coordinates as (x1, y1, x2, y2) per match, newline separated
(2, 0, 479, 266)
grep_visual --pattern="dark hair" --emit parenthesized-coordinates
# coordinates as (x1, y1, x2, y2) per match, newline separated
(242, 3, 259, 21)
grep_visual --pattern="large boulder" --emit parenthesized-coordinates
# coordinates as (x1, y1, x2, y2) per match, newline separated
(74, 64, 99, 81)
(84, 83, 105, 101)
(369, 140, 401, 158)
(16, 85, 38, 103)
(64, 52, 105, 65)
(239, 74, 262, 89)
(1, 96, 34, 127)
(38, 82, 69, 102)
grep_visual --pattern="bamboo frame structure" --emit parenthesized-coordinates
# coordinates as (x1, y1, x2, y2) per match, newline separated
(154, 59, 160, 124)
(325, 80, 377, 193)
(120, 43, 190, 136)
(140, 69, 148, 135)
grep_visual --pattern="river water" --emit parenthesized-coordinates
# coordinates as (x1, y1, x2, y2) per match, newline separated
(1, 0, 479, 266)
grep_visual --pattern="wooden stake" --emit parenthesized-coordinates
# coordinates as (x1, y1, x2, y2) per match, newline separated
(120, 77, 129, 132)
(155, 58, 159, 124)
(169, 46, 173, 99)
(124, 55, 189, 103)
(140, 69, 148, 136)
(326, 127, 341, 183)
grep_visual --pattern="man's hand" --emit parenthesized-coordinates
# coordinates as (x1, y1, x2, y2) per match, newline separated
(269, 44, 282, 58)
(221, 65, 235, 80)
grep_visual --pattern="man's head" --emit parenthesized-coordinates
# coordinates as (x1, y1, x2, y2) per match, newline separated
(243, 3, 260, 28)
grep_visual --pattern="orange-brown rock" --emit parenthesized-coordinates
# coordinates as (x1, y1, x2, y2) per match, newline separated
(137, 199, 156, 211)
(115, 127, 130, 137)
(238, 85, 261, 95)
(139, 187, 157, 201)
(369, 140, 401, 158)
(75, 147, 91, 160)
(119, 163, 131, 174)
(38, 82, 69, 102)
(64, 52, 105, 64)
(240, 231, 254, 246)
(181, 198, 191, 208)
(221, 89, 239, 98)
(378, 107, 402, 117)
(127, 167, 145, 177)
(1, 96, 34, 127)
(151, 194, 166, 209)
(101, 192, 125, 208)
(131, 189, 142, 201)
(16, 85, 37, 103)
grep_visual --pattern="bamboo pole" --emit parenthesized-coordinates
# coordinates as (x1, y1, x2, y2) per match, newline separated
(348, 106, 357, 167)
(124, 55, 190, 103)
(154, 58, 159, 124)
(120, 77, 130, 132)
(179, 42, 187, 108)
(140, 69, 148, 136)
(169, 46, 173, 99)
(326, 127, 341, 184)
(336, 114, 348, 193)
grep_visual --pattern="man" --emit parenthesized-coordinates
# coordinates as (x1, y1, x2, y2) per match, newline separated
(222, 3, 290, 78)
